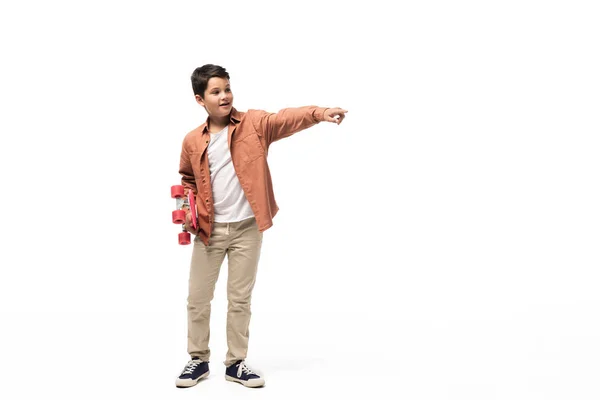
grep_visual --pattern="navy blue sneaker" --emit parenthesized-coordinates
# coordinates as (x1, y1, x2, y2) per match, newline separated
(175, 357, 210, 388)
(225, 360, 265, 388)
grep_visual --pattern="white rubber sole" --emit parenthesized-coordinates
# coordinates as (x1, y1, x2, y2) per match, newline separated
(175, 371, 210, 388)
(225, 374, 265, 388)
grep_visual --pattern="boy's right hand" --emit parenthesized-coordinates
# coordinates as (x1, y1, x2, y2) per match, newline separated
(184, 210, 200, 235)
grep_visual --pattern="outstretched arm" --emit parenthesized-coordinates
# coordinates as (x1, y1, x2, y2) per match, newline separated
(253, 106, 348, 145)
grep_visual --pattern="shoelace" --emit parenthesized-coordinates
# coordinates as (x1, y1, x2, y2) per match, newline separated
(236, 361, 256, 378)
(182, 359, 202, 375)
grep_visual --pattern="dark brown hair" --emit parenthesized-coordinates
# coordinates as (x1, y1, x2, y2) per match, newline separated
(190, 64, 230, 99)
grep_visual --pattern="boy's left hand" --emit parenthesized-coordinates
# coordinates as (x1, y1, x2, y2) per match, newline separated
(323, 107, 348, 125)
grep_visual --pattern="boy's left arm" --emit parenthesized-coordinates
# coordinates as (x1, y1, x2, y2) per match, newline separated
(252, 106, 347, 145)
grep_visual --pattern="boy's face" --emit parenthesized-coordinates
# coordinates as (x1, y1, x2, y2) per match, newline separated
(195, 77, 233, 119)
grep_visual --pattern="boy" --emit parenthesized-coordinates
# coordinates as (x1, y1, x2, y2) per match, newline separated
(175, 64, 347, 388)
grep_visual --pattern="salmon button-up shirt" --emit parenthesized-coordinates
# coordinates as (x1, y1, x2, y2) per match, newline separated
(179, 105, 328, 245)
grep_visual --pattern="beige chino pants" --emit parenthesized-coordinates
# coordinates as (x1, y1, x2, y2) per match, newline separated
(187, 217, 263, 367)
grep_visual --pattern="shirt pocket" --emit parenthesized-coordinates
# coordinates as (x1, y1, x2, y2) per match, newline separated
(238, 133, 265, 163)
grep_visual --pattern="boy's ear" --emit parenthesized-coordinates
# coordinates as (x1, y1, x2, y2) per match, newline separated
(195, 94, 205, 106)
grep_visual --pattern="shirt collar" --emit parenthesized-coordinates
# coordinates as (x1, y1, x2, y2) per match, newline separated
(201, 107, 241, 134)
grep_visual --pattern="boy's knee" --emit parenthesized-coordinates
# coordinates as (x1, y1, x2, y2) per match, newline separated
(227, 296, 251, 311)
(188, 290, 214, 305)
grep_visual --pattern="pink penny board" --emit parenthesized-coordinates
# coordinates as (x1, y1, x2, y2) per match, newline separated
(188, 189, 197, 230)
(170, 184, 198, 245)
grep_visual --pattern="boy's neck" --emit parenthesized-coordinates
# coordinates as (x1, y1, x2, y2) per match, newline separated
(208, 115, 229, 133)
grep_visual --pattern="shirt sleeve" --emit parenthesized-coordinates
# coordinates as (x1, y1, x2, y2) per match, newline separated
(251, 106, 328, 145)
(178, 139, 197, 198)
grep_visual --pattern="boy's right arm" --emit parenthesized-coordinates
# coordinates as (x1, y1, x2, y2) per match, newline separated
(178, 142, 198, 227)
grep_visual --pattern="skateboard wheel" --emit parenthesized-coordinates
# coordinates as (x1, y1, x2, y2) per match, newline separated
(171, 185, 185, 198)
(179, 232, 191, 245)
(172, 209, 186, 224)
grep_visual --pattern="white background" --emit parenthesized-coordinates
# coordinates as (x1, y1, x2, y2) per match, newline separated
(1, 0, 599, 399)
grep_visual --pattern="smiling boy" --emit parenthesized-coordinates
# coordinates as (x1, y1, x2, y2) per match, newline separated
(175, 64, 347, 389)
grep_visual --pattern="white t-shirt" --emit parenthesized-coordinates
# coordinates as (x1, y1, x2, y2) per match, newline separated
(207, 126, 255, 223)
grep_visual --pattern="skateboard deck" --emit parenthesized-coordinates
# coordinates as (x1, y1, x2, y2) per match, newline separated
(170, 185, 198, 245)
